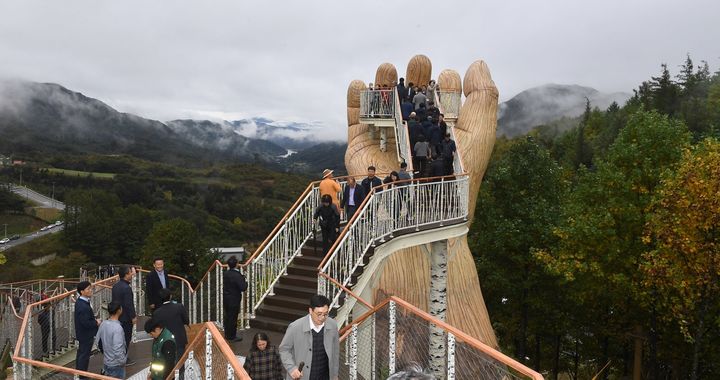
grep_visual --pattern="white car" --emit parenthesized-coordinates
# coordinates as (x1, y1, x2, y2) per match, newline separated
(0, 238, 9, 244)
(40, 226, 50, 231)
(55, 220, 63, 226)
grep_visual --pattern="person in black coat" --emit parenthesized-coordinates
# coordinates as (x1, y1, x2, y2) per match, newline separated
(340, 177, 366, 222)
(223, 256, 248, 342)
(111, 265, 137, 364)
(396, 77, 407, 102)
(361, 166, 383, 198)
(146, 258, 170, 312)
(314, 194, 341, 254)
(152, 288, 189, 358)
(74, 281, 99, 378)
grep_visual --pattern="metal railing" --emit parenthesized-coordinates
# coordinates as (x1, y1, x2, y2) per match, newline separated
(433, 91, 465, 174)
(318, 174, 470, 309)
(166, 322, 250, 380)
(360, 89, 396, 118)
(339, 296, 544, 380)
(393, 88, 414, 172)
(436, 91, 462, 120)
(12, 276, 119, 380)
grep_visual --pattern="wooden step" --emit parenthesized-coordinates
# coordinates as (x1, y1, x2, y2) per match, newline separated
(278, 274, 318, 289)
(274, 283, 317, 299)
(293, 255, 323, 267)
(287, 264, 319, 277)
(255, 304, 307, 321)
(265, 294, 311, 311)
(249, 315, 292, 333)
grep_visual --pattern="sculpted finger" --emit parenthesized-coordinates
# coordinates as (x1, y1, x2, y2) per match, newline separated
(374, 63, 398, 88)
(405, 54, 432, 88)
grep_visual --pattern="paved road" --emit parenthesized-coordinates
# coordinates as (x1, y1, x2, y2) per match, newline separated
(1, 184, 66, 251)
(10, 184, 65, 210)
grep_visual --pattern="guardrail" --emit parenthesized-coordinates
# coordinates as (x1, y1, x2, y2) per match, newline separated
(436, 90, 461, 120)
(360, 89, 396, 118)
(339, 296, 544, 380)
(393, 88, 414, 172)
(166, 322, 251, 379)
(12, 276, 118, 379)
(318, 174, 470, 309)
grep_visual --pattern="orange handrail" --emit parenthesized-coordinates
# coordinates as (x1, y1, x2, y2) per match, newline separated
(340, 296, 544, 380)
(11, 356, 118, 380)
(317, 272, 373, 310)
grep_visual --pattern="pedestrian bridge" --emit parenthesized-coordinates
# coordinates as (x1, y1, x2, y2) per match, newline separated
(3, 87, 543, 379)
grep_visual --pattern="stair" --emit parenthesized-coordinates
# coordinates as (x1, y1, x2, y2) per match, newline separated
(249, 234, 326, 333)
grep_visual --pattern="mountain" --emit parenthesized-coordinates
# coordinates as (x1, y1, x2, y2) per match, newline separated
(0, 80, 286, 164)
(165, 119, 286, 158)
(498, 84, 631, 137)
(285, 142, 347, 175)
(230, 118, 323, 150)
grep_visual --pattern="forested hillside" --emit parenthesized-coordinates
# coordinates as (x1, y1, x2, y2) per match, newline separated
(471, 56, 720, 379)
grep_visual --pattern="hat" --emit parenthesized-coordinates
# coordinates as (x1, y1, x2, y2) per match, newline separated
(322, 169, 333, 179)
(77, 281, 91, 293)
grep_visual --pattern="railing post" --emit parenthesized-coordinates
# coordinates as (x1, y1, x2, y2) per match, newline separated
(371, 314, 376, 380)
(227, 363, 234, 379)
(219, 266, 225, 329)
(389, 188, 395, 239)
(415, 181, 421, 231)
(350, 324, 358, 380)
(448, 332, 456, 380)
(205, 329, 213, 380)
(439, 178, 445, 226)
(389, 300, 396, 374)
(186, 350, 195, 378)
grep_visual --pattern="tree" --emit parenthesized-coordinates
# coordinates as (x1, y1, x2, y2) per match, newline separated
(63, 188, 121, 262)
(537, 110, 691, 377)
(471, 137, 567, 371)
(650, 64, 680, 116)
(642, 139, 720, 380)
(140, 218, 214, 283)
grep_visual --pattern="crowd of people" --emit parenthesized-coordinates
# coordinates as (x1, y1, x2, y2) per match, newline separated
(367, 77, 457, 178)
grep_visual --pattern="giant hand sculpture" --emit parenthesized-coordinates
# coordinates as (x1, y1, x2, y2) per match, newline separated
(345, 55, 499, 346)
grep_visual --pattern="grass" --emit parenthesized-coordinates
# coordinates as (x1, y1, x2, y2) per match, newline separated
(0, 213, 46, 236)
(28, 207, 61, 223)
(45, 167, 116, 179)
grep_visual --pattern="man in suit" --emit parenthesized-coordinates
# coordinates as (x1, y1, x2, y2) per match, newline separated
(152, 288, 189, 358)
(222, 256, 247, 342)
(340, 177, 365, 222)
(146, 258, 170, 313)
(279, 295, 340, 380)
(74, 281, 99, 378)
(112, 265, 137, 365)
(361, 166, 383, 199)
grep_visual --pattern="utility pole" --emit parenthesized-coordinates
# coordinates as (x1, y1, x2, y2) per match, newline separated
(2, 224, 7, 239)
(51, 182, 55, 208)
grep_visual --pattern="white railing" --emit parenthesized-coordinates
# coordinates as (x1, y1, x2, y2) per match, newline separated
(339, 297, 544, 380)
(433, 91, 465, 174)
(318, 175, 470, 308)
(393, 88, 414, 172)
(239, 184, 321, 322)
(360, 89, 396, 118)
(168, 322, 250, 379)
(436, 91, 461, 120)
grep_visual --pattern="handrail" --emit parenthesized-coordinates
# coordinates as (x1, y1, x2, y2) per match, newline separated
(317, 272, 373, 310)
(393, 87, 414, 172)
(11, 356, 118, 380)
(360, 89, 395, 118)
(341, 296, 544, 380)
(433, 90, 465, 174)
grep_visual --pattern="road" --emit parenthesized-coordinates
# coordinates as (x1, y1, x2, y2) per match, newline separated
(11, 184, 65, 210)
(0, 224, 64, 252)
(0, 184, 66, 252)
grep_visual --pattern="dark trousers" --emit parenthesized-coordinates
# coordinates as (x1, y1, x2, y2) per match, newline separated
(321, 227, 337, 254)
(76, 338, 92, 377)
(224, 303, 240, 339)
(121, 320, 133, 360)
(345, 205, 358, 222)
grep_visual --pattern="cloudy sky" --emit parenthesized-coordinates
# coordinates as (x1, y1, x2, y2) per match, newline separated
(1, 0, 718, 141)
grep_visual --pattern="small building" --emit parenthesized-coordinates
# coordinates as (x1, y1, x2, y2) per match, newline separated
(212, 247, 246, 263)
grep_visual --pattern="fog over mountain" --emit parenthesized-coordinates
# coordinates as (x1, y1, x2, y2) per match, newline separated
(498, 84, 631, 137)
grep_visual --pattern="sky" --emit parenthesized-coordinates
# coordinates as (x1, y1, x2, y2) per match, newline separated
(1, 0, 718, 141)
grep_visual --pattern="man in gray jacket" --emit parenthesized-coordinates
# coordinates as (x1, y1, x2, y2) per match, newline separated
(95, 301, 127, 379)
(279, 295, 339, 380)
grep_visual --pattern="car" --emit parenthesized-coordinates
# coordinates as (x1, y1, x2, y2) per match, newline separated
(9, 235, 20, 240)
(0, 238, 9, 244)
(54, 220, 63, 226)
(40, 226, 50, 231)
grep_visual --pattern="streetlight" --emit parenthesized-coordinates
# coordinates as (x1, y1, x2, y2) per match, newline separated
(2, 223, 7, 239)
(51, 182, 55, 208)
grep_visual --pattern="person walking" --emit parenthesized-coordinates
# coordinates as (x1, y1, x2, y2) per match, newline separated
(313, 195, 340, 255)
(318, 169, 341, 211)
(413, 135, 432, 177)
(74, 281, 99, 378)
(279, 295, 340, 380)
(111, 265, 137, 366)
(38, 297, 55, 354)
(95, 301, 127, 379)
(146, 258, 170, 313)
(152, 288, 189, 358)
(223, 256, 248, 342)
(440, 133, 457, 175)
(340, 177, 365, 222)
(145, 319, 177, 380)
(243, 332, 284, 380)
(360, 166, 382, 199)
